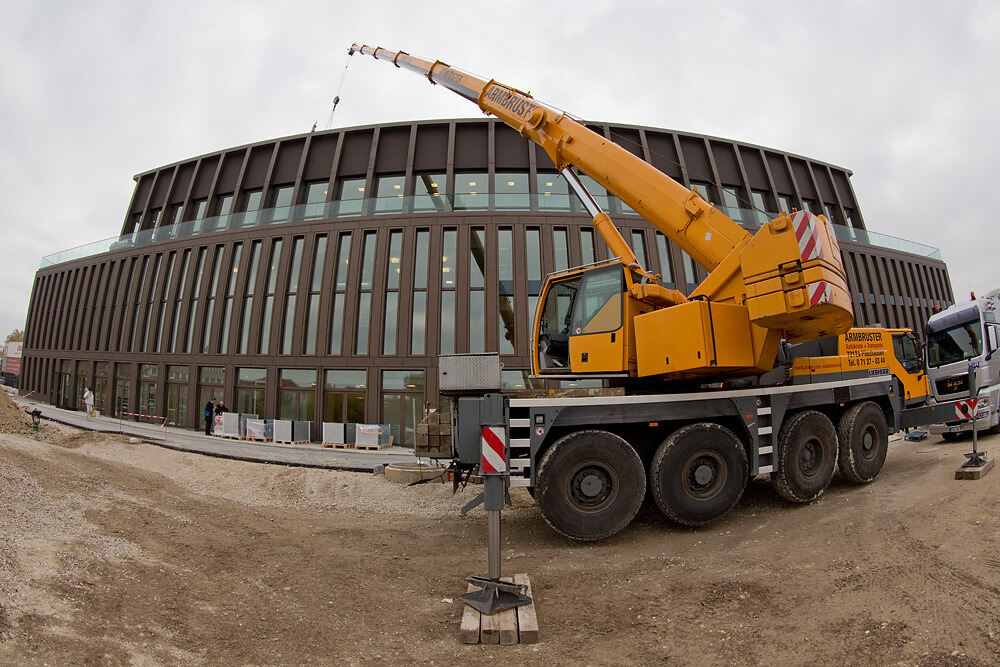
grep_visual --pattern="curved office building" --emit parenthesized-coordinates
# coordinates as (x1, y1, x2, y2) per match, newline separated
(21, 119, 954, 444)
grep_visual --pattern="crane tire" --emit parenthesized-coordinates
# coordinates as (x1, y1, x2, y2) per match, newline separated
(650, 423, 748, 527)
(836, 401, 888, 484)
(534, 430, 645, 541)
(772, 410, 838, 503)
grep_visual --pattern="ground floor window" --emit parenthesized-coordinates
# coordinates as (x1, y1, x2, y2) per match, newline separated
(94, 362, 110, 415)
(323, 370, 366, 423)
(198, 366, 225, 429)
(75, 361, 91, 411)
(166, 365, 188, 427)
(381, 370, 425, 446)
(278, 369, 316, 421)
(114, 362, 132, 417)
(138, 364, 158, 421)
(236, 367, 267, 417)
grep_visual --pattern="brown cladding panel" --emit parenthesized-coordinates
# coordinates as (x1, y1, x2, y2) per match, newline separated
(454, 124, 488, 170)
(413, 125, 448, 171)
(765, 152, 794, 194)
(789, 158, 816, 198)
(374, 127, 409, 173)
(495, 125, 529, 170)
(739, 147, 770, 190)
(243, 145, 273, 189)
(339, 130, 374, 176)
(814, 165, 836, 202)
(678, 136, 713, 183)
(304, 134, 338, 181)
(150, 169, 173, 208)
(272, 139, 305, 185)
(609, 127, 643, 159)
(646, 132, 682, 180)
(534, 143, 555, 170)
(710, 141, 741, 184)
(217, 152, 244, 192)
(832, 170, 857, 209)
(191, 156, 220, 199)
(132, 175, 154, 214)
(170, 163, 195, 204)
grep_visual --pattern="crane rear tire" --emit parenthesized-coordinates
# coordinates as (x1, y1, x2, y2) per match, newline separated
(534, 430, 646, 541)
(837, 401, 888, 484)
(650, 423, 748, 527)
(772, 410, 838, 503)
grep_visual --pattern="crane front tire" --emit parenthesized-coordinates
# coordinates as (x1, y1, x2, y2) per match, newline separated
(650, 423, 748, 527)
(772, 410, 838, 503)
(534, 430, 646, 541)
(836, 401, 889, 484)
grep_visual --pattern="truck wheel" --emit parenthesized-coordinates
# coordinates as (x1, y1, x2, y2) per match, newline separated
(772, 410, 837, 503)
(836, 401, 888, 483)
(534, 430, 645, 541)
(650, 423, 748, 527)
(941, 432, 961, 442)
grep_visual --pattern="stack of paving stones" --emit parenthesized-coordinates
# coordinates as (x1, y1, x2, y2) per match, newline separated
(415, 413, 451, 457)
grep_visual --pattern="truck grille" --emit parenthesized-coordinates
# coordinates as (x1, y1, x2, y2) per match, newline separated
(936, 375, 969, 395)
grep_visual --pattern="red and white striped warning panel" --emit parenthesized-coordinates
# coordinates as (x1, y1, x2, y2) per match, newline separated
(808, 281, 832, 307)
(792, 211, 825, 262)
(481, 426, 506, 474)
(955, 398, 979, 420)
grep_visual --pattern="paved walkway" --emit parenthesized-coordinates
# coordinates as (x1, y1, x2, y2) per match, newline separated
(12, 397, 423, 473)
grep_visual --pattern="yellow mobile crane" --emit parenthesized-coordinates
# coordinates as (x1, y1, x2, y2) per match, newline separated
(351, 44, 854, 383)
(355, 45, 950, 540)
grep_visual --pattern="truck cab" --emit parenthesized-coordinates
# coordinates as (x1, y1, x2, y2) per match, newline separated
(926, 289, 1000, 437)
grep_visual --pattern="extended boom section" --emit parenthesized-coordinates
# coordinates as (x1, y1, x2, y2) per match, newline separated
(352, 43, 854, 381)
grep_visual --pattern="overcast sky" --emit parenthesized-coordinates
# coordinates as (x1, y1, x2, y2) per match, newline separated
(1, 0, 997, 340)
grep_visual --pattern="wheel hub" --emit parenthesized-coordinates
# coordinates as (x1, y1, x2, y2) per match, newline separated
(799, 438, 821, 477)
(568, 464, 614, 509)
(683, 452, 726, 500)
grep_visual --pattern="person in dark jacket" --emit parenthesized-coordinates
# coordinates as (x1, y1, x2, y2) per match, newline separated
(204, 399, 216, 435)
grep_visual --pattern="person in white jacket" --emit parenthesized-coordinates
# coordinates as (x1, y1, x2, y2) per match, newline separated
(83, 387, 95, 420)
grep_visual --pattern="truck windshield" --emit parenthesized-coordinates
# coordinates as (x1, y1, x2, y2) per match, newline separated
(926, 315, 982, 368)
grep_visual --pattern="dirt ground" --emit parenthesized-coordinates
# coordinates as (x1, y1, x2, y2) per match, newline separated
(2, 400, 1000, 666)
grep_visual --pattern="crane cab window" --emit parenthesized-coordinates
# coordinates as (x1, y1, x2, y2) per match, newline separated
(571, 266, 624, 335)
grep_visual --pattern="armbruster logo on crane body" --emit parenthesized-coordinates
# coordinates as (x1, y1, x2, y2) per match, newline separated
(483, 84, 538, 119)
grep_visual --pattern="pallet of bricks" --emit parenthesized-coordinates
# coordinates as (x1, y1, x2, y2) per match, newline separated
(415, 412, 451, 457)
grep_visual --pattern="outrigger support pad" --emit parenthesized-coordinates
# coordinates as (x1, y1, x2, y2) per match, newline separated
(460, 576, 532, 615)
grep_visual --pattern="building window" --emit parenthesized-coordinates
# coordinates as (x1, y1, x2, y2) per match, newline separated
(154, 252, 175, 353)
(184, 248, 207, 354)
(498, 228, 515, 354)
(279, 368, 317, 422)
(381, 370, 425, 446)
(166, 365, 188, 427)
(580, 229, 596, 266)
(280, 237, 305, 355)
(579, 174, 610, 212)
(329, 232, 352, 355)
(259, 239, 283, 355)
(138, 364, 158, 422)
(412, 173, 447, 213)
(126, 256, 149, 352)
(239, 190, 263, 228)
(440, 229, 457, 355)
(269, 185, 294, 222)
(236, 367, 267, 417)
(537, 173, 570, 210)
(631, 230, 649, 269)
(655, 233, 675, 289)
(682, 250, 699, 293)
(690, 181, 714, 203)
(553, 228, 569, 272)
(411, 230, 430, 355)
(469, 228, 486, 353)
(303, 181, 328, 219)
(201, 246, 224, 354)
(454, 172, 488, 211)
(198, 366, 225, 430)
(170, 249, 191, 353)
(114, 362, 132, 417)
(304, 235, 327, 356)
(502, 370, 544, 391)
(777, 194, 794, 215)
(238, 241, 262, 354)
(494, 172, 529, 210)
(140, 254, 163, 353)
(324, 370, 366, 424)
(355, 231, 377, 355)
(335, 178, 366, 216)
(383, 230, 403, 354)
(526, 228, 542, 343)
(375, 175, 405, 214)
(218, 243, 242, 354)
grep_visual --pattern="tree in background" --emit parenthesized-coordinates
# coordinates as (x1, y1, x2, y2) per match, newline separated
(6, 330, 23, 343)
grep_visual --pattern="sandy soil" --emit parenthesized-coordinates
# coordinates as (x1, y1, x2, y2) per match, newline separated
(2, 397, 1000, 665)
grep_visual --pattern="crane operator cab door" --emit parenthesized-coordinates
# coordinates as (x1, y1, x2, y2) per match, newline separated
(891, 330, 929, 406)
(534, 264, 629, 375)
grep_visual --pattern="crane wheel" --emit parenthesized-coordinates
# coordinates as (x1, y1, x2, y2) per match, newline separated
(650, 423, 748, 527)
(836, 401, 888, 484)
(534, 430, 645, 541)
(772, 410, 837, 503)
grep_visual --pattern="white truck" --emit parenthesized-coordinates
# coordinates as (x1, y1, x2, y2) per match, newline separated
(926, 289, 1000, 439)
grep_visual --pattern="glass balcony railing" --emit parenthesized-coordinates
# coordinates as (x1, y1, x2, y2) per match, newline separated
(40, 198, 942, 267)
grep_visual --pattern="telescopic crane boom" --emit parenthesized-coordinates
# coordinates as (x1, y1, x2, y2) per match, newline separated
(350, 44, 854, 382)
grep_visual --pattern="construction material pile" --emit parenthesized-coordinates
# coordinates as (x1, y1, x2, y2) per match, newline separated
(0, 390, 36, 436)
